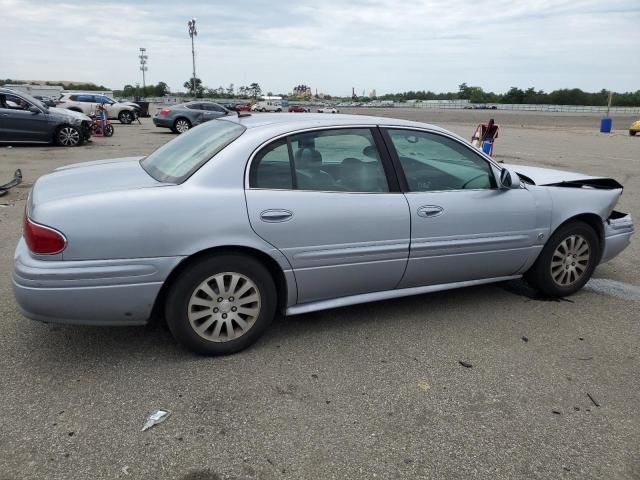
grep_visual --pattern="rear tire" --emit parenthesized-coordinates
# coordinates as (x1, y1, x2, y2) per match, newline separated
(165, 254, 277, 355)
(525, 221, 599, 297)
(173, 118, 191, 134)
(103, 124, 114, 137)
(55, 125, 84, 147)
(630, 130, 637, 136)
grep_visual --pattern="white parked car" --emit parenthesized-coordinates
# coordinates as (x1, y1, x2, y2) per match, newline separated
(56, 93, 138, 124)
(317, 106, 339, 113)
(251, 101, 283, 112)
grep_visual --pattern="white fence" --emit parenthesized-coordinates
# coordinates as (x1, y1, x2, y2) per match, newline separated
(402, 102, 640, 114)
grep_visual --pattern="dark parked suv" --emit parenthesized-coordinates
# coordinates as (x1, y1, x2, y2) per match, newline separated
(0, 88, 92, 146)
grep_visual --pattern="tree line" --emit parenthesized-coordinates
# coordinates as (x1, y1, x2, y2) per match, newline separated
(378, 84, 640, 107)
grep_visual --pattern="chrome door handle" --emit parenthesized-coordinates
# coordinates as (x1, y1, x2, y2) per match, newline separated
(260, 209, 293, 222)
(417, 205, 444, 218)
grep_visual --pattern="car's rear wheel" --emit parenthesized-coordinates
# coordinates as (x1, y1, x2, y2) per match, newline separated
(173, 118, 191, 134)
(630, 130, 637, 136)
(525, 221, 599, 297)
(165, 254, 277, 355)
(55, 125, 83, 147)
(118, 110, 133, 124)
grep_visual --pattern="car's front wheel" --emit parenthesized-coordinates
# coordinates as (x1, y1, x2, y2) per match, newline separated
(525, 221, 599, 297)
(165, 254, 277, 355)
(173, 118, 191, 134)
(55, 125, 84, 147)
(118, 110, 134, 124)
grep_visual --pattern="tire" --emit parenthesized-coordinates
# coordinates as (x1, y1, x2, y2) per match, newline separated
(173, 118, 191, 134)
(165, 254, 277, 355)
(118, 110, 134, 124)
(630, 130, 637, 136)
(276, 108, 282, 112)
(103, 124, 114, 137)
(55, 125, 84, 147)
(525, 221, 599, 297)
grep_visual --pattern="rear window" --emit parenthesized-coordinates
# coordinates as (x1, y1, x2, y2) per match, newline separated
(140, 119, 245, 183)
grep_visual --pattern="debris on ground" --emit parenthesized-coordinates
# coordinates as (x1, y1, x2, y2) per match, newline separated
(0, 169, 22, 197)
(552, 410, 562, 415)
(521, 336, 529, 342)
(459, 361, 473, 368)
(142, 409, 171, 431)
(417, 381, 431, 391)
(587, 393, 600, 407)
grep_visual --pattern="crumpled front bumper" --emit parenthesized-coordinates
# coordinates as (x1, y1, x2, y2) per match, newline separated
(601, 212, 634, 264)
(12, 239, 184, 326)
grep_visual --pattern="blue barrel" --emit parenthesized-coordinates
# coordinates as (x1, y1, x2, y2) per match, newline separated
(600, 117, 612, 133)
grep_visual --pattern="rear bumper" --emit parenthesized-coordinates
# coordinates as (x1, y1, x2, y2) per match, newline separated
(12, 239, 184, 326)
(152, 117, 173, 128)
(601, 212, 634, 263)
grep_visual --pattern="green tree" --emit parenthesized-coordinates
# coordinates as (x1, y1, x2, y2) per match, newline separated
(226, 83, 235, 97)
(184, 77, 204, 97)
(248, 82, 262, 99)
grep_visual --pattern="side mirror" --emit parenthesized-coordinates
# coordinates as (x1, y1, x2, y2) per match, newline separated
(28, 105, 41, 114)
(499, 168, 521, 189)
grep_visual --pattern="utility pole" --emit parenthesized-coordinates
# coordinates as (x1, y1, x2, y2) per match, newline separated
(139, 48, 148, 96)
(188, 18, 198, 97)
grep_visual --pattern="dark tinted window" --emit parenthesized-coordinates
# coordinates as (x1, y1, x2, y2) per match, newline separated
(251, 139, 292, 189)
(76, 95, 95, 102)
(387, 129, 495, 191)
(251, 128, 389, 193)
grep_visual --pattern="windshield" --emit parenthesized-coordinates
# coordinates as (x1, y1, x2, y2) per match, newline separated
(140, 120, 246, 183)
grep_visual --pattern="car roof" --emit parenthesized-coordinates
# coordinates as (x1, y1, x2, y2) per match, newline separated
(220, 112, 449, 135)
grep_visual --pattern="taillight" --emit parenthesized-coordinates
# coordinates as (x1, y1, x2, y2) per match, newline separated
(23, 216, 66, 255)
(158, 108, 171, 116)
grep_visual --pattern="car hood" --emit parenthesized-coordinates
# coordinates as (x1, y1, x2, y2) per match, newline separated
(30, 157, 168, 213)
(504, 163, 622, 188)
(48, 107, 91, 122)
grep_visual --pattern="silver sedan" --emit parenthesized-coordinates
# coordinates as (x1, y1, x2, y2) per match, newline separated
(152, 101, 231, 133)
(13, 114, 634, 355)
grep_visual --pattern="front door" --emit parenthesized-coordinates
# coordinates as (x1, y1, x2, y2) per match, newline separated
(382, 127, 538, 288)
(245, 127, 410, 303)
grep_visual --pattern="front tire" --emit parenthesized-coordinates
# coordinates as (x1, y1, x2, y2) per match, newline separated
(165, 254, 277, 355)
(118, 110, 134, 124)
(55, 125, 83, 147)
(525, 221, 599, 297)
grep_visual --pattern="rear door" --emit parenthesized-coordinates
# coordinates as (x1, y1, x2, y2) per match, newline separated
(382, 127, 538, 288)
(245, 127, 410, 303)
(0, 93, 51, 142)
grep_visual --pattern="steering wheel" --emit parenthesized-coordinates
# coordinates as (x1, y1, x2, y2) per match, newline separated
(460, 174, 486, 189)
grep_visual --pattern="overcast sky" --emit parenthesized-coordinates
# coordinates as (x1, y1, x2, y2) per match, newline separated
(2, 0, 638, 96)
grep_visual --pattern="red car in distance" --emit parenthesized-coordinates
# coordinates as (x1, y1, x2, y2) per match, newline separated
(237, 103, 252, 112)
(288, 105, 310, 112)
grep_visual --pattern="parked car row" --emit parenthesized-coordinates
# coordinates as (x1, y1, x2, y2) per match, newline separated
(0, 88, 92, 146)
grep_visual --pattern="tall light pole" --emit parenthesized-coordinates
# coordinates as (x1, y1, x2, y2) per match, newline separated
(139, 48, 148, 96)
(188, 18, 197, 97)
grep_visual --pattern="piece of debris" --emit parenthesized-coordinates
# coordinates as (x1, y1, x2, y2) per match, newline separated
(574, 406, 580, 411)
(142, 409, 171, 431)
(521, 336, 529, 342)
(552, 410, 561, 415)
(577, 356, 593, 361)
(417, 382, 431, 392)
(587, 393, 600, 407)
(579, 337, 584, 341)
(122, 466, 130, 476)
(459, 361, 473, 368)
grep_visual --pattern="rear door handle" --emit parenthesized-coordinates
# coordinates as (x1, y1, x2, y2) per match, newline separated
(260, 209, 293, 222)
(417, 205, 444, 218)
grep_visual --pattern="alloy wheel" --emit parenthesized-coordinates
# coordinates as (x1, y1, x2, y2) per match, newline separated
(175, 120, 190, 133)
(58, 127, 80, 146)
(187, 272, 261, 342)
(550, 234, 590, 287)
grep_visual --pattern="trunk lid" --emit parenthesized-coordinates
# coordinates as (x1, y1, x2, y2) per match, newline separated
(30, 157, 168, 211)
